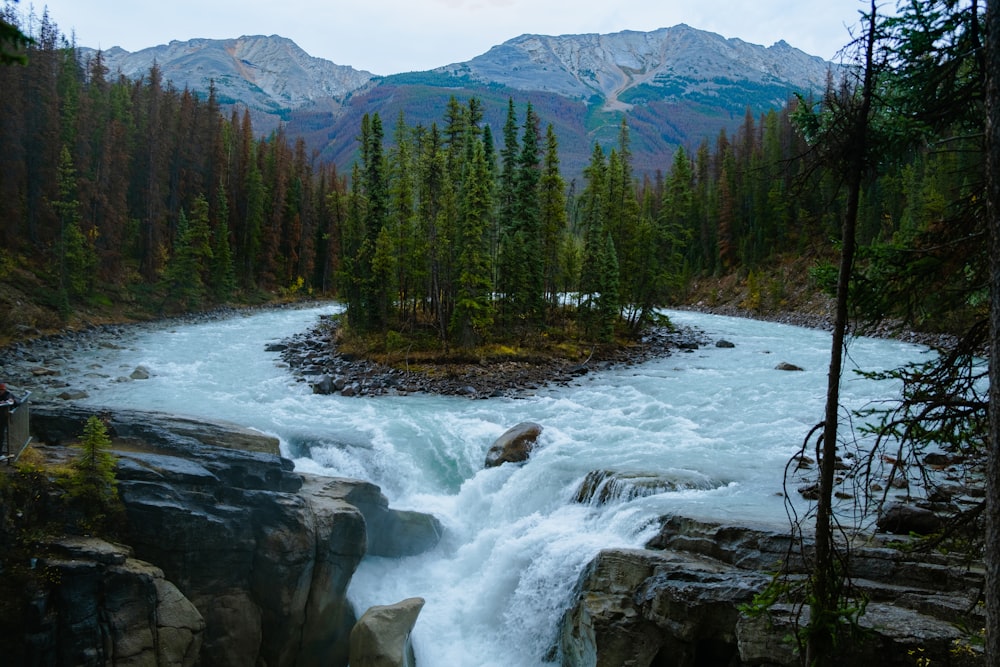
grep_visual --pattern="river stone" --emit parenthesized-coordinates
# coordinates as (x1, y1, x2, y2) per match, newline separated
(349, 597, 425, 667)
(775, 361, 804, 371)
(484, 421, 543, 468)
(57, 389, 88, 400)
(876, 502, 945, 535)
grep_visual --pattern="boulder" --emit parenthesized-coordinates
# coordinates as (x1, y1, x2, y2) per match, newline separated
(484, 421, 543, 468)
(877, 502, 946, 536)
(349, 597, 425, 667)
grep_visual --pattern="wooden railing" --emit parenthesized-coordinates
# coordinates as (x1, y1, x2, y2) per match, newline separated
(3, 391, 31, 463)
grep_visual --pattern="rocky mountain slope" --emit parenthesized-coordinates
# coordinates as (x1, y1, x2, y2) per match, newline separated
(83, 26, 836, 176)
(88, 35, 375, 114)
(437, 25, 831, 113)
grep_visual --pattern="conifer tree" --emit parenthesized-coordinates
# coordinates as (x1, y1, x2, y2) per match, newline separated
(161, 194, 213, 310)
(451, 137, 494, 347)
(539, 123, 567, 309)
(596, 232, 620, 342)
(578, 142, 608, 332)
(211, 183, 237, 301)
(66, 415, 120, 528)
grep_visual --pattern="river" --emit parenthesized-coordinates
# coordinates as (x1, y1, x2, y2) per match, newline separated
(61, 304, 932, 666)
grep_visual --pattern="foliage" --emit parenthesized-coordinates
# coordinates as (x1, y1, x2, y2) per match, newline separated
(64, 416, 121, 530)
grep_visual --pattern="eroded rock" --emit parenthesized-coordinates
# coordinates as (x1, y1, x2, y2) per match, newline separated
(484, 421, 543, 468)
(349, 597, 425, 667)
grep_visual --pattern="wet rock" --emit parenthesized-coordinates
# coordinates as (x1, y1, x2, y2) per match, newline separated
(561, 516, 984, 667)
(130, 365, 150, 380)
(877, 502, 945, 536)
(349, 598, 424, 667)
(797, 483, 820, 500)
(716, 339, 735, 348)
(57, 389, 88, 400)
(311, 375, 335, 394)
(775, 361, 804, 371)
(24, 536, 205, 667)
(484, 421, 543, 468)
(31, 403, 283, 456)
(302, 475, 442, 558)
(574, 470, 723, 505)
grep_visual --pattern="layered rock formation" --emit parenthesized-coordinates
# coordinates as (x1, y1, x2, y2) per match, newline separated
(560, 516, 985, 666)
(18, 405, 442, 667)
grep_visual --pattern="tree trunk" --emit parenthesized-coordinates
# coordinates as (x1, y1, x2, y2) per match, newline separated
(985, 1, 1000, 663)
(807, 4, 878, 664)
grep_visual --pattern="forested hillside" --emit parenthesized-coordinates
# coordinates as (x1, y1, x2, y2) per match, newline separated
(0, 3, 984, 348)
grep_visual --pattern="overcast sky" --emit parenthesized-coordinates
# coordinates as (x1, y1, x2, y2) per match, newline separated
(30, 0, 873, 75)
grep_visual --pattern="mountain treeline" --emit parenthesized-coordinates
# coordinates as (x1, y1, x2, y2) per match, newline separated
(0, 2, 985, 347)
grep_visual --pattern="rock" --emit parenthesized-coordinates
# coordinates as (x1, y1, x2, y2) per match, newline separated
(304, 475, 442, 557)
(797, 483, 820, 500)
(877, 502, 945, 536)
(349, 598, 425, 667)
(31, 403, 282, 456)
(574, 469, 724, 505)
(484, 421, 543, 468)
(24, 406, 443, 667)
(130, 365, 151, 380)
(559, 516, 983, 667)
(57, 389, 88, 400)
(22, 536, 205, 667)
(311, 375, 335, 394)
(775, 361, 804, 371)
(715, 339, 735, 348)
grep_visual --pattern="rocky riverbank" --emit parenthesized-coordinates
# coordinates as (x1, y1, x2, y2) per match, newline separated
(0, 301, 332, 402)
(8, 404, 443, 667)
(272, 315, 710, 399)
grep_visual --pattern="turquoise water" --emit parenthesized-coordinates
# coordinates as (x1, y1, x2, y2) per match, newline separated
(67, 304, 932, 666)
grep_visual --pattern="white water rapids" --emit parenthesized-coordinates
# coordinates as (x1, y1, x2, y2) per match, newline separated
(65, 304, 934, 666)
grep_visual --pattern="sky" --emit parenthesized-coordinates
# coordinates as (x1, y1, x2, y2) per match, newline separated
(27, 0, 873, 75)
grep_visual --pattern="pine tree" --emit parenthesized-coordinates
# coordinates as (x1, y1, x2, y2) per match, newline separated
(578, 142, 608, 332)
(161, 194, 213, 310)
(211, 183, 237, 301)
(451, 137, 494, 347)
(539, 123, 567, 310)
(66, 415, 120, 529)
(596, 232, 620, 342)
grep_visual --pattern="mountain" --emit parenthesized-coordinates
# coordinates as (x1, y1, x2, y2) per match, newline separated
(84, 27, 835, 177)
(89, 35, 375, 116)
(436, 25, 831, 113)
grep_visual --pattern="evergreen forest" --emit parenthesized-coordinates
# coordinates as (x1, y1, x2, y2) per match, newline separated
(0, 2, 985, 351)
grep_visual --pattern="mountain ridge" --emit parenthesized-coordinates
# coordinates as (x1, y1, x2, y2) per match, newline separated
(82, 25, 835, 176)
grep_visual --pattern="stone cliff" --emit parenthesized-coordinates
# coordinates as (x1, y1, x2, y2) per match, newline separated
(560, 516, 985, 666)
(10, 404, 442, 667)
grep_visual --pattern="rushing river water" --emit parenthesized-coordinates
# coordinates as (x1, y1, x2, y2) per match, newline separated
(63, 304, 934, 666)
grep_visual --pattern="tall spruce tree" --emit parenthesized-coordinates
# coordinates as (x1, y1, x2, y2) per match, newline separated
(539, 123, 568, 309)
(451, 137, 494, 347)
